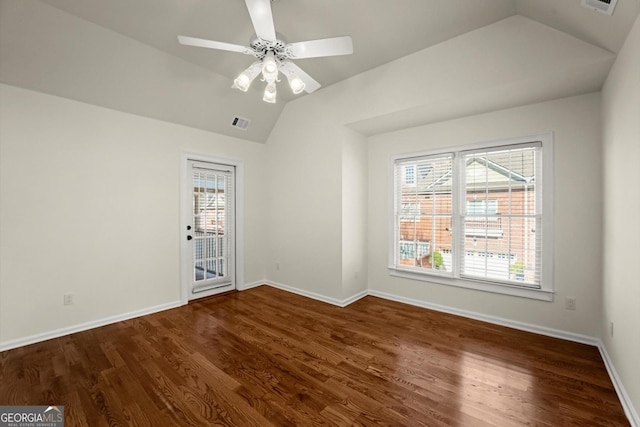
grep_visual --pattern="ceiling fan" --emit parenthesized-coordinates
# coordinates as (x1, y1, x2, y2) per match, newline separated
(178, 0, 353, 103)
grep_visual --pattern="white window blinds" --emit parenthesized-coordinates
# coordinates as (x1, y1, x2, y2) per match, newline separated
(394, 154, 454, 274)
(460, 143, 542, 287)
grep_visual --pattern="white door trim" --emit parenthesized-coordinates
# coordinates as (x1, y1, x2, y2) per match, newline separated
(180, 152, 244, 304)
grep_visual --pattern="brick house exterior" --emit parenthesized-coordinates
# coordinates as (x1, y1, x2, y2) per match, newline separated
(398, 151, 537, 282)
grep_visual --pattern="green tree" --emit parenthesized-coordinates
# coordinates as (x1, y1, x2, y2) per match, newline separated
(510, 261, 525, 280)
(433, 251, 444, 270)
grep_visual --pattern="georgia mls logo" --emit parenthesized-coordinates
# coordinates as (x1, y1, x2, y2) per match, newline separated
(0, 405, 64, 426)
(44, 406, 63, 419)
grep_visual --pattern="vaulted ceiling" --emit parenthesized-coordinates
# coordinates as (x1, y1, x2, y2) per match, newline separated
(1, 0, 638, 142)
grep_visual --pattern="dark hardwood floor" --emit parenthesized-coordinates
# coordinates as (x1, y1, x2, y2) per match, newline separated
(0, 285, 629, 426)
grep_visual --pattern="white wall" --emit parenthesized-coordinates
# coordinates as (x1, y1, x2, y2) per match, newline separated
(264, 95, 345, 299)
(602, 14, 640, 420)
(341, 129, 368, 299)
(368, 93, 603, 336)
(264, 15, 612, 304)
(0, 84, 267, 347)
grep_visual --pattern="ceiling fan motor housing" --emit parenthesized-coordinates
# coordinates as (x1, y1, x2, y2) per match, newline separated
(250, 33, 289, 61)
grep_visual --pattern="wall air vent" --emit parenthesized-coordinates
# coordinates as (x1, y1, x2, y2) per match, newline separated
(230, 116, 250, 130)
(581, 0, 617, 16)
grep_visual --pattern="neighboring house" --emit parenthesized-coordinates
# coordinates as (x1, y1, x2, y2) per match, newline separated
(398, 150, 537, 282)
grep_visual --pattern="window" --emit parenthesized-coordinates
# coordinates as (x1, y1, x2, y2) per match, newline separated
(466, 199, 498, 215)
(394, 154, 453, 272)
(399, 240, 431, 259)
(402, 165, 416, 185)
(390, 134, 553, 301)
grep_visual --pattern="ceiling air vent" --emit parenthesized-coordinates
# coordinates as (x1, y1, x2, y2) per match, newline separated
(230, 116, 250, 130)
(581, 0, 617, 16)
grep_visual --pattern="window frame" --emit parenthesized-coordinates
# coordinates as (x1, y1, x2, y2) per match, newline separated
(388, 133, 554, 301)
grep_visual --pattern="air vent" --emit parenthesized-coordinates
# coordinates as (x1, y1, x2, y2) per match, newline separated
(581, 0, 617, 16)
(230, 116, 250, 130)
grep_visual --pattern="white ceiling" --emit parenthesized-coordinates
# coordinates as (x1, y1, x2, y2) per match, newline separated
(39, 0, 638, 91)
(514, 0, 639, 53)
(36, 0, 513, 101)
(1, 0, 639, 142)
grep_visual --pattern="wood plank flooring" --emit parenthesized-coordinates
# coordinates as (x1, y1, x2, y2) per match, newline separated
(0, 285, 629, 426)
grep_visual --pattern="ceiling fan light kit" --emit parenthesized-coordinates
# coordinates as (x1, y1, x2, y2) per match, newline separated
(232, 61, 262, 92)
(263, 82, 277, 103)
(178, 0, 353, 104)
(286, 74, 306, 95)
(261, 51, 279, 80)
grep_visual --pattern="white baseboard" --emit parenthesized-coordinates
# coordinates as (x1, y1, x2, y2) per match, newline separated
(0, 300, 183, 352)
(597, 340, 640, 427)
(259, 280, 368, 307)
(341, 289, 369, 306)
(368, 289, 599, 345)
(237, 280, 266, 291)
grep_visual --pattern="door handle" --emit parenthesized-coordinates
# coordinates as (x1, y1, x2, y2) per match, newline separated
(187, 235, 193, 241)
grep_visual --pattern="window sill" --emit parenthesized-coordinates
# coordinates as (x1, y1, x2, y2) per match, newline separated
(388, 267, 554, 301)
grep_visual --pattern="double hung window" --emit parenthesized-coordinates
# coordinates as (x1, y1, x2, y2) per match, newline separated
(391, 134, 553, 300)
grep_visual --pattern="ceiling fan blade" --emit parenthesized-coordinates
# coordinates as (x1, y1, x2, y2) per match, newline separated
(280, 62, 321, 93)
(286, 36, 353, 59)
(245, 0, 277, 42)
(178, 36, 255, 55)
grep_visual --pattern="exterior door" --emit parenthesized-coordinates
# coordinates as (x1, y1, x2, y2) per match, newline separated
(187, 161, 235, 299)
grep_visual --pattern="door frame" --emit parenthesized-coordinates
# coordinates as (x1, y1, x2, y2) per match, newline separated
(180, 152, 244, 304)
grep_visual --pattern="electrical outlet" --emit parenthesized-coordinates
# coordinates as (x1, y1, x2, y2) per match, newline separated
(276, 263, 280, 271)
(64, 293, 74, 305)
(565, 297, 576, 311)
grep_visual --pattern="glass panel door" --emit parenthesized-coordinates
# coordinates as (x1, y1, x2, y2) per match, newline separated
(189, 161, 235, 298)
